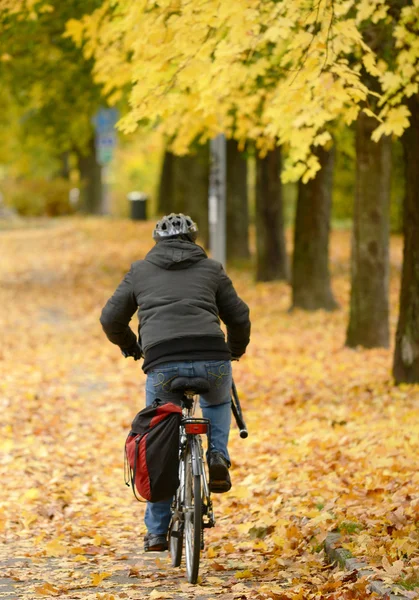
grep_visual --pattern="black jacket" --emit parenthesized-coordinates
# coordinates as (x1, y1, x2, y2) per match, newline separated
(100, 239, 251, 371)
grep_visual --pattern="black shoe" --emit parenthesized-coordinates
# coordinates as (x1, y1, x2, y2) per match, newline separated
(144, 533, 168, 552)
(209, 451, 231, 493)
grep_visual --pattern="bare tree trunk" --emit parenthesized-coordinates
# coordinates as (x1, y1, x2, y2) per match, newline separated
(157, 150, 174, 215)
(172, 144, 209, 247)
(255, 146, 288, 281)
(58, 152, 70, 179)
(77, 137, 102, 214)
(346, 112, 391, 348)
(393, 94, 419, 383)
(226, 139, 250, 261)
(292, 145, 338, 311)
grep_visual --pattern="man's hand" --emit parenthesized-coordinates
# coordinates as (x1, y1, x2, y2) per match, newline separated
(121, 341, 143, 361)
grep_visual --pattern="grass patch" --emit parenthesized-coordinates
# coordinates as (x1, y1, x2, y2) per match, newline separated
(338, 521, 364, 535)
(396, 574, 419, 591)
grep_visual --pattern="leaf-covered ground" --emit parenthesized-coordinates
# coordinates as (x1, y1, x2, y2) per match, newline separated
(1, 218, 418, 600)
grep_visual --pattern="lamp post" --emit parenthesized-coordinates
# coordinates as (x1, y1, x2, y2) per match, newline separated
(209, 134, 227, 266)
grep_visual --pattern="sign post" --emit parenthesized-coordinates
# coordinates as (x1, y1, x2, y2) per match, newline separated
(209, 135, 227, 266)
(92, 108, 119, 215)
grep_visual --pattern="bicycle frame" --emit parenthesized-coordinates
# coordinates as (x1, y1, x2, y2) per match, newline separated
(169, 393, 215, 583)
(179, 400, 215, 528)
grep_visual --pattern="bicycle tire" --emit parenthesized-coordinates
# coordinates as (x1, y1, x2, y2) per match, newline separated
(169, 515, 183, 567)
(184, 438, 202, 584)
(169, 456, 184, 567)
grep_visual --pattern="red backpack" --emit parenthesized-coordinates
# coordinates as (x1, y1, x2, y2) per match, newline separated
(124, 400, 182, 502)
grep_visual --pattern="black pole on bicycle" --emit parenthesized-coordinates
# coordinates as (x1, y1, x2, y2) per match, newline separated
(231, 379, 248, 438)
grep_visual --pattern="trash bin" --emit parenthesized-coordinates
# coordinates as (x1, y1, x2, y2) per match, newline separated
(128, 191, 148, 220)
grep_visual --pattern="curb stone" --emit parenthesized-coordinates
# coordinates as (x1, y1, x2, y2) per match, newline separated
(324, 532, 414, 600)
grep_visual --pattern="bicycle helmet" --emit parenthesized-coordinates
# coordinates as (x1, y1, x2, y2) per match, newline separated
(153, 213, 198, 242)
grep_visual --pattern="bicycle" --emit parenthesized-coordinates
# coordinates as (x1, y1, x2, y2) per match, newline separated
(167, 376, 247, 584)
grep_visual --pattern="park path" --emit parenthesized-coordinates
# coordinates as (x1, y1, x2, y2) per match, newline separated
(0, 218, 417, 600)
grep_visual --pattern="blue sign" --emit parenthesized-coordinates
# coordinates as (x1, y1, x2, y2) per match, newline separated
(92, 108, 119, 165)
(92, 108, 119, 134)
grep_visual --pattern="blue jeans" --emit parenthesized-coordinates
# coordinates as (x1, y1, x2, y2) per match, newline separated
(144, 359, 232, 536)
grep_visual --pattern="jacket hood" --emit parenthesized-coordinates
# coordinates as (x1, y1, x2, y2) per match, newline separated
(145, 239, 208, 270)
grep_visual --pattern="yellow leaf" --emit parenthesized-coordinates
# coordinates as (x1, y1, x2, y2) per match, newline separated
(362, 52, 381, 77)
(372, 105, 411, 141)
(382, 557, 405, 579)
(39, 3, 54, 13)
(149, 590, 173, 599)
(72, 554, 87, 562)
(231, 486, 251, 499)
(91, 572, 112, 586)
(235, 569, 253, 579)
(45, 539, 67, 557)
(253, 540, 268, 551)
(64, 18, 85, 46)
(23, 487, 40, 501)
(34, 582, 60, 596)
(206, 576, 224, 585)
(20, 509, 37, 528)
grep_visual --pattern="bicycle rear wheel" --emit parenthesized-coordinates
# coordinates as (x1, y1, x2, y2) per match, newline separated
(169, 460, 184, 567)
(184, 438, 202, 584)
(169, 515, 183, 567)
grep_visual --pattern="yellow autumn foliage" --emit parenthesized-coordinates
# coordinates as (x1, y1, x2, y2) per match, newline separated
(61, 0, 419, 181)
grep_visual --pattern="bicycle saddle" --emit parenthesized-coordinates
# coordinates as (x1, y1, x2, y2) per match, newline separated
(170, 377, 210, 394)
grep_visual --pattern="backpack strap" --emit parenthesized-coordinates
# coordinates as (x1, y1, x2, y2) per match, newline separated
(124, 433, 132, 487)
(124, 433, 147, 503)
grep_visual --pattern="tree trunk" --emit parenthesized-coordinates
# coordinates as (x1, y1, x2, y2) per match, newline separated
(157, 150, 174, 214)
(77, 137, 102, 214)
(255, 146, 288, 281)
(393, 94, 419, 383)
(172, 143, 209, 247)
(291, 145, 338, 311)
(226, 139, 250, 261)
(58, 152, 71, 179)
(346, 112, 391, 348)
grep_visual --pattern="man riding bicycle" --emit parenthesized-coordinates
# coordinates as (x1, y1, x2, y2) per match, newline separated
(100, 213, 251, 552)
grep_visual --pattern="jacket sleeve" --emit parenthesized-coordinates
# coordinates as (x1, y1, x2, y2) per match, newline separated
(100, 267, 138, 349)
(216, 266, 251, 357)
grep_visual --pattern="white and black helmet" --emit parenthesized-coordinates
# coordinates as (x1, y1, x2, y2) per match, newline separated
(153, 213, 198, 241)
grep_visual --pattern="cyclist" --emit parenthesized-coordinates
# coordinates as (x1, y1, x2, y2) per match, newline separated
(100, 213, 251, 552)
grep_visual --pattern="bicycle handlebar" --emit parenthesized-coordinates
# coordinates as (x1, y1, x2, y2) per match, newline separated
(231, 380, 248, 438)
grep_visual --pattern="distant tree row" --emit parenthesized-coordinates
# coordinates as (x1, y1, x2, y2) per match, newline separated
(154, 124, 403, 370)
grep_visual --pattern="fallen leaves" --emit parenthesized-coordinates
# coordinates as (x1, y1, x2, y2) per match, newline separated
(0, 219, 418, 600)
